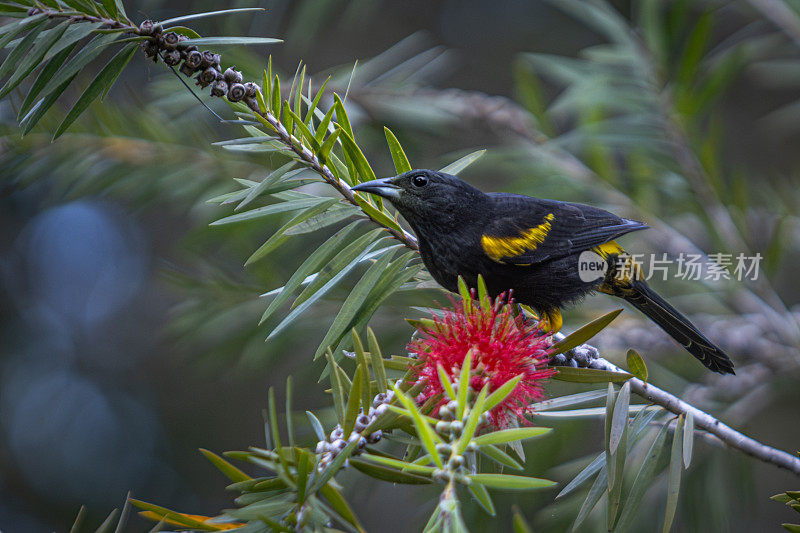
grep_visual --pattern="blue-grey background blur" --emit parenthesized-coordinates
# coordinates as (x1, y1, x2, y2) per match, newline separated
(3, 0, 800, 531)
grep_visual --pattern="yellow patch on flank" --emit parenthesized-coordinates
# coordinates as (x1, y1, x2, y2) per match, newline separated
(593, 240, 625, 258)
(594, 240, 644, 290)
(481, 213, 555, 262)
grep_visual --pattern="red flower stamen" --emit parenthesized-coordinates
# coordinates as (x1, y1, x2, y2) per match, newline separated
(407, 295, 555, 428)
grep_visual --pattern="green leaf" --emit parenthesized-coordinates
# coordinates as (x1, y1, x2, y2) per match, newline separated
(556, 451, 604, 499)
(38, 32, 119, 103)
(349, 458, 432, 484)
(455, 349, 472, 420)
(484, 374, 523, 412)
(456, 385, 488, 454)
(339, 129, 377, 183)
(530, 389, 608, 411)
(245, 199, 339, 265)
(468, 483, 496, 515)
(17, 41, 78, 122)
(474, 427, 551, 446)
(552, 366, 632, 383)
(367, 327, 388, 393)
(236, 161, 297, 211)
(259, 221, 361, 325)
(53, 42, 138, 140)
(309, 437, 360, 494)
(440, 149, 486, 175)
(181, 36, 283, 46)
(129, 500, 217, 531)
(293, 229, 383, 307)
(318, 483, 364, 532)
(683, 410, 694, 469)
(384, 127, 412, 174)
(392, 384, 444, 467)
(437, 365, 457, 401)
(550, 309, 623, 354)
(199, 448, 251, 483)
(313, 250, 396, 359)
(343, 364, 364, 435)
(572, 467, 607, 532)
(352, 194, 404, 233)
(626, 349, 648, 381)
(160, 7, 265, 26)
(306, 410, 326, 441)
(480, 444, 523, 470)
(333, 93, 354, 138)
(327, 351, 346, 425)
(663, 415, 685, 533)
(613, 421, 671, 532)
(609, 381, 630, 455)
(360, 453, 436, 474)
(285, 205, 358, 236)
(468, 473, 556, 490)
(0, 17, 48, 81)
(304, 76, 330, 126)
(318, 128, 342, 164)
(0, 20, 70, 99)
(20, 72, 77, 135)
(267, 239, 387, 341)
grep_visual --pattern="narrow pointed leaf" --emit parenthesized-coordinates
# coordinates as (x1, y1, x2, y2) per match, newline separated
(480, 444, 524, 470)
(663, 415, 685, 533)
(572, 467, 607, 531)
(360, 453, 436, 474)
(437, 365, 457, 401)
(384, 127, 412, 174)
(467, 473, 555, 490)
(550, 309, 623, 354)
(0, 19, 70, 99)
(484, 374, 523, 412)
(236, 161, 297, 211)
(53, 43, 138, 140)
(306, 410, 326, 441)
(473, 427, 551, 446)
(609, 381, 630, 455)
(683, 410, 694, 469)
(468, 482, 496, 515)
(339, 129, 377, 183)
(530, 389, 608, 411)
(327, 351, 346, 425)
(0, 17, 47, 82)
(349, 458, 432, 484)
(199, 449, 251, 482)
(18, 42, 77, 121)
(556, 451, 604, 499)
(440, 149, 486, 175)
(457, 385, 488, 454)
(160, 8, 265, 26)
(182, 36, 282, 46)
(367, 327, 388, 392)
(613, 421, 671, 531)
(456, 349, 472, 420)
(552, 366, 632, 383)
(343, 365, 364, 435)
(392, 384, 444, 467)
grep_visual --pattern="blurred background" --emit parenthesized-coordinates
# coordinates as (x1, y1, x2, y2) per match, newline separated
(2, 0, 800, 530)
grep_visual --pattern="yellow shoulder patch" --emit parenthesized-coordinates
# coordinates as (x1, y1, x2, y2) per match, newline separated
(481, 213, 555, 262)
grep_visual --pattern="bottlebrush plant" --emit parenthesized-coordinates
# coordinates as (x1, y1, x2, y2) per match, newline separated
(3, 1, 800, 532)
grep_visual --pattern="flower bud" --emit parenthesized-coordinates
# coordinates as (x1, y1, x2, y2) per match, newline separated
(354, 414, 371, 432)
(373, 393, 387, 407)
(139, 20, 156, 35)
(224, 67, 243, 84)
(228, 83, 246, 102)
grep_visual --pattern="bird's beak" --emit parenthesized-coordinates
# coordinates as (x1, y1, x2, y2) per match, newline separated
(351, 177, 401, 199)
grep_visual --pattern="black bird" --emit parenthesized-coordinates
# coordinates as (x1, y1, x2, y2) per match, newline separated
(352, 169, 734, 374)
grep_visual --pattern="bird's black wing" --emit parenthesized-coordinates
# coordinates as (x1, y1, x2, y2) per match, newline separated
(481, 193, 648, 265)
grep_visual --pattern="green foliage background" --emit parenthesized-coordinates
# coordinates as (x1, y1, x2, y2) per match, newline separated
(2, 0, 800, 531)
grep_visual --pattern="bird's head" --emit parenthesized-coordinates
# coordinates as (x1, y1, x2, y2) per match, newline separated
(351, 169, 488, 232)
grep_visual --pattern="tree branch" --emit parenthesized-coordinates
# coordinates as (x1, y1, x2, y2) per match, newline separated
(588, 356, 800, 476)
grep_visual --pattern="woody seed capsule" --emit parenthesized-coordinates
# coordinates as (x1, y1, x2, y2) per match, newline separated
(244, 82, 259, 98)
(184, 50, 203, 69)
(224, 67, 243, 84)
(211, 80, 228, 97)
(163, 50, 181, 66)
(162, 32, 180, 50)
(139, 20, 156, 35)
(227, 83, 246, 102)
(197, 68, 219, 87)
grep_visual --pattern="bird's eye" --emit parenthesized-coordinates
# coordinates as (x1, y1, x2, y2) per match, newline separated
(411, 175, 429, 188)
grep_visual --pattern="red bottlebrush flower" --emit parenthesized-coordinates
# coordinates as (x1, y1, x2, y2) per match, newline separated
(407, 295, 556, 428)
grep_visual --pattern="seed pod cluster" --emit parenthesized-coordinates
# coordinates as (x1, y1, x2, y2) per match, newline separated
(138, 20, 260, 104)
(315, 389, 394, 471)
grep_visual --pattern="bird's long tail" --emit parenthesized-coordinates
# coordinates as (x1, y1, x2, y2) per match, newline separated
(594, 242, 735, 374)
(606, 279, 735, 374)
